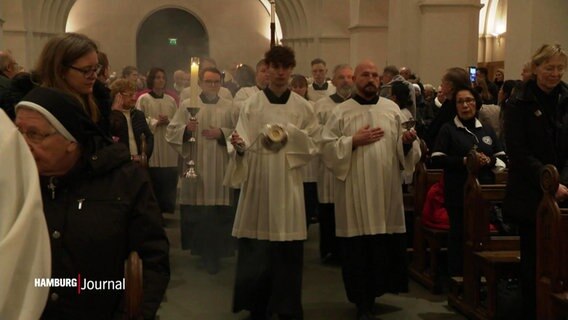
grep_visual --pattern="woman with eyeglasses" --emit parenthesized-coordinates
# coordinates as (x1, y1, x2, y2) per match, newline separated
(430, 86, 507, 276)
(136, 67, 179, 215)
(503, 44, 568, 319)
(35, 33, 109, 134)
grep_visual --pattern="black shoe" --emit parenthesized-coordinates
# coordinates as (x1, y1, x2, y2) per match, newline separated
(205, 258, 219, 275)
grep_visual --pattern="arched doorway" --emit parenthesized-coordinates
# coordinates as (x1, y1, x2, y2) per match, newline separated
(136, 8, 208, 85)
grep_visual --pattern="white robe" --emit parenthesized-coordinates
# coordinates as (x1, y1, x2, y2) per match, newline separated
(224, 91, 320, 241)
(233, 86, 261, 110)
(0, 110, 50, 320)
(313, 96, 342, 203)
(301, 100, 319, 183)
(136, 93, 178, 168)
(321, 97, 420, 237)
(308, 81, 335, 102)
(180, 85, 233, 102)
(166, 97, 234, 206)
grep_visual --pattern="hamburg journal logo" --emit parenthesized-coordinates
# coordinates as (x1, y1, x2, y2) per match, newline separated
(34, 274, 125, 294)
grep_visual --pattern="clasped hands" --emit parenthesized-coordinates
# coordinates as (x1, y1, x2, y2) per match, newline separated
(186, 119, 222, 139)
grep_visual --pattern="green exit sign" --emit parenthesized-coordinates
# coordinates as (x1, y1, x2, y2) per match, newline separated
(168, 38, 177, 46)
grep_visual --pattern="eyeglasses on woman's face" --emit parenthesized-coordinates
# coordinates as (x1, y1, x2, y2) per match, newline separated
(456, 97, 476, 106)
(67, 64, 103, 78)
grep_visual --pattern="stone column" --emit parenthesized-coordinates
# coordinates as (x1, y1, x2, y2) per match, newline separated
(348, 0, 389, 67)
(417, 0, 481, 84)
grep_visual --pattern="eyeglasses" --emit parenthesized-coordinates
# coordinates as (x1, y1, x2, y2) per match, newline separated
(17, 128, 59, 144)
(203, 80, 221, 86)
(456, 97, 476, 105)
(67, 64, 103, 78)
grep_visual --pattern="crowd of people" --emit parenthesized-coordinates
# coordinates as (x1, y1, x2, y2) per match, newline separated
(0, 31, 566, 320)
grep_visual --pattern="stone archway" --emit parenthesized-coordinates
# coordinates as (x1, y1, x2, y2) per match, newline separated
(136, 8, 208, 79)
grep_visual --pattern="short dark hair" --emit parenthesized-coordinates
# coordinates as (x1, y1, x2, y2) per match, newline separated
(383, 65, 399, 76)
(477, 67, 489, 78)
(122, 66, 137, 78)
(452, 85, 483, 111)
(390, 81, 412, 109)
(311, 58, 326, 67)
(199, 67, 222, 81)
(443, 67, 471, 92)
(265, 46, 296, 69)
(146, 67, 166, 89)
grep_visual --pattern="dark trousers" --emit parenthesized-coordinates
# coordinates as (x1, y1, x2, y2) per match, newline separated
(519, 223, 536, 320)
(318, 203, 338, 259)
(148, 167, 178, 213)
(446, 205, 464, 276)
(303, 182, 319, 225)
(233, 238, 304, 319)
(339, 234, 408, 312)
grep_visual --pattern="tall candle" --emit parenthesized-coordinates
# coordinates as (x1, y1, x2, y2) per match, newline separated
(270, 0, 275, 23)
(189, 57, 200, 108)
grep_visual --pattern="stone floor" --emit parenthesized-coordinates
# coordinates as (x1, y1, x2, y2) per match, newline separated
(157, 212, 465, 320)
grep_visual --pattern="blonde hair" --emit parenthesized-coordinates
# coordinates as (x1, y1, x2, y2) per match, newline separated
(109, 79, 137, 100)
(531, 44, 567, 67)
(35, 33, 100, 123)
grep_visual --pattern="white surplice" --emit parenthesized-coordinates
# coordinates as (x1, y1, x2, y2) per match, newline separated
(313, 95, 342, 203)
(321, 97, 421, 237)
(224, 91, 320, 241)
(0, 110, 50, 320)
(136, 93, 179, 168)
(301, 100, 319, 183)
(233, 86, 261, 109)
(308, 82, 336, 102)
(166, 97, 234, 206)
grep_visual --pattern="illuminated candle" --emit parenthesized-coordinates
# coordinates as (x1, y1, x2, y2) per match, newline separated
(189, 57, 200, 108)
(270, 0, 275, 23)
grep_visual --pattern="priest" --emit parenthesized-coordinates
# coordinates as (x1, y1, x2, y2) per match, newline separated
(321, 60, 420, 320)
(308, 58, 336, 102)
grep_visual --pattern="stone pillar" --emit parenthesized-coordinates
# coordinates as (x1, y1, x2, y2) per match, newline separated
(348, 0, 389, 67)
(505, 0, 568, 80)
(417, 0, 481, 84)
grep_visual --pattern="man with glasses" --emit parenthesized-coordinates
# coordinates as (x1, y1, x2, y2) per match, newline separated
(167, 67, 235, 274)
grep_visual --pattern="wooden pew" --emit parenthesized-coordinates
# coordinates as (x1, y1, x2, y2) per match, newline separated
(536, 165, 568, 319)
(408, 139, 446, 293)
(448, 150, 519, 320)
(124, 251, 143, 320)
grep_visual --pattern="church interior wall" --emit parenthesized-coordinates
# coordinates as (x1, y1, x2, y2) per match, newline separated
(0, 0, 566, 89)
(65, 0, 273, 75)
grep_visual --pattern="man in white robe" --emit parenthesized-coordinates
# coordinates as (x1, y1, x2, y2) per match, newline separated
(308, 58, 336, 102)
(166, 67, 235, 274)
(180, 57, 233, 101)
(321, 60, 420, 320)
(225, 46, 319, 320)
(233, 59, 269, 111)
(313, 63, 354, 263)
(0, 109, 50, 320)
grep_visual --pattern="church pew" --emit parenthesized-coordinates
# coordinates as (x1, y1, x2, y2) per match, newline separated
(536, 165, 568, 319)
(448, 150, 519, 320)
(124, 251, 143, 320)
(408, 139, 446, 293)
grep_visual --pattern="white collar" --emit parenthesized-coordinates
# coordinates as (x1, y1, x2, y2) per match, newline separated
(453, 116, 482, 129)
